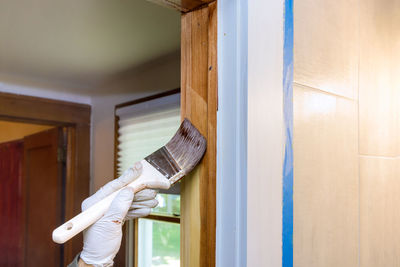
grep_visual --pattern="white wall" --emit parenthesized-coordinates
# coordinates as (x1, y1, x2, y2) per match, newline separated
(247, 0, 284, 266)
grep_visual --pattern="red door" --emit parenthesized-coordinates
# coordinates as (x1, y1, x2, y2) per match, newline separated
(0, 140, 24, 267)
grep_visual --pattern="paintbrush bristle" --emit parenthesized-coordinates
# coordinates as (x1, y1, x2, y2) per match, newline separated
(165, 118, 207, 175)
(144, 118, 206, 184)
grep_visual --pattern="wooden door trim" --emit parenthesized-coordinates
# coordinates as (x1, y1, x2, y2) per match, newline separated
(0, 92, 90, 125)
(180, 2, 217, 267)
(0, 92, 91, 264)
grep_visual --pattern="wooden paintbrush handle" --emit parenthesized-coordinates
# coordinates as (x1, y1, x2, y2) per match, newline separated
(52, 160, 171, 244)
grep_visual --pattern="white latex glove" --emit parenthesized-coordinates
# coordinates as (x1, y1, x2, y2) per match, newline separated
(79, 162, 158, 267)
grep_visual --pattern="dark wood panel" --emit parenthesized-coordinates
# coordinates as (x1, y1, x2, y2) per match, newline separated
(0, 140, 24, 267)
(146, 214, 180, 224)
(0, 92, 90, 125)
(63, 127, 76, 266)
(68, 123, 91, 260)
(23, 128, 62, 267)
(115, 88, 180, 109)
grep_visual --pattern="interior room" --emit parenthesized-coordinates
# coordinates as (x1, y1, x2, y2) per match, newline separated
(0, 0, 182, 266)
(0, 0, 399, 267)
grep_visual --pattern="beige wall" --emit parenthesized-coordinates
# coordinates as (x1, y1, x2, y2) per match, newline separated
(91, 53, 180, 192)
(294, 0, 400, 266)
(0, 121, 53, 143)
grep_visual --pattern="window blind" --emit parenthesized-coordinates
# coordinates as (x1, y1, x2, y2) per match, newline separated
(115, 93, 181, 181)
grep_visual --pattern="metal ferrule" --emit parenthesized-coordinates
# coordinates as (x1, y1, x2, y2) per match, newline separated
(145, 147, 181, 179)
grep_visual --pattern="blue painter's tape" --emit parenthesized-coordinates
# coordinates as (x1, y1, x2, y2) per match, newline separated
(283, 0, 293, 266)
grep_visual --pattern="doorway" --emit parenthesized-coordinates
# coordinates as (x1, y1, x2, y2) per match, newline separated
(0, 121, 67, 266)
(0, 92, 91, 266)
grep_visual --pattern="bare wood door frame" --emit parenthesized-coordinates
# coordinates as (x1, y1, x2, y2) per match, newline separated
(0, 92, 91, 265)
(180, 2, 217, 267)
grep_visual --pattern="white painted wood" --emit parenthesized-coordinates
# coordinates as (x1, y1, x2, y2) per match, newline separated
(52, 160, 170, 244)
(216, 0, 248, 266)
(247, 0, 284, 265)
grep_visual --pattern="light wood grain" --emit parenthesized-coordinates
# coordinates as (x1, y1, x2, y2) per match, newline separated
(358, 0, 400, 157)
(180, 2, 217, 267)
(360, 157, 400, 267)
(293, 0, 400, 266)
(293, 84, 359, 267)
(294, 0, 358, 100)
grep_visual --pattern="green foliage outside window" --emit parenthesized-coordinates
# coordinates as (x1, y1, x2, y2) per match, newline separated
(138, 219, 180, 267)
(151, 220, 180, 266)
(138, 193, 181, 267)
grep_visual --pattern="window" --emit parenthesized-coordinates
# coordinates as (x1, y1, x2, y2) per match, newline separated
(115, 90, 181, 267)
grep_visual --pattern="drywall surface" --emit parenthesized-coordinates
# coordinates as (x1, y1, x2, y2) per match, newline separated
(247, 0, 284, 266)
(293, 0, 400, 266)
(91, 54, 180, 192)
(0, 121, 53, 143)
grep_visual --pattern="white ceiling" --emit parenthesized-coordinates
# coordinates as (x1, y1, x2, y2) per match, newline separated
(0, 0, 180, 92)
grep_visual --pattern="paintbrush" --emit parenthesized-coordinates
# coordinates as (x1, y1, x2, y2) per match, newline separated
(52, 118, 206, 244)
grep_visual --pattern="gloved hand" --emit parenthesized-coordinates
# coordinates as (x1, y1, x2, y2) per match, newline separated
(79, 162, 158, 267)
